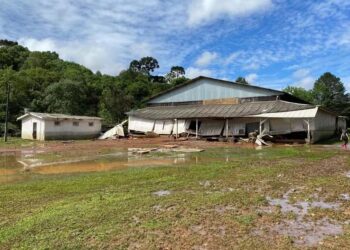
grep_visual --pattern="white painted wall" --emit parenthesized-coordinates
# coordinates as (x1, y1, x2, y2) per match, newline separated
(127, 111, 337, 143)
(310, 110, 336, 142)
(21, 116, 101, 140)
(44, 119, 101, 140)
(21, 117, 45, 140)
(153, 120, 174, 135)
(199, 119, 225, 136)
(128, 116, 155, 133)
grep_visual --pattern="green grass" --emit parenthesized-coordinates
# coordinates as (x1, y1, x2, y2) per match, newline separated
(0, 137, 34, 148)
(1, 146, 350, 249)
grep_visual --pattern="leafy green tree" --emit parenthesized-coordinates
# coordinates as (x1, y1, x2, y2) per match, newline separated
(129, 60, 141, 73)
(283, 86, 313, 103)
(21, 51, 61, 71)
(99, 81, 133, 124)
(0, 39, 18, 47)
(43, 79, 90, 115)
(129, 57, 159, 75)
(169, 76, 188, 86)
(0, 68, 23, 135)
(312, 72, 348, 113)
(171, 66, 185, 77)
(165, 66, 186, 82)
(235, 77, 249, 85)
(0, 44, 29, 70)
(0, 41, 187, 133)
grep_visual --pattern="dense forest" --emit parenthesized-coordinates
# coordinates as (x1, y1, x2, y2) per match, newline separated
(0, 40, 188, 135)
(1, 39, 349, 136)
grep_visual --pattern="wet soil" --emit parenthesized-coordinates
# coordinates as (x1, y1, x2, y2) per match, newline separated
(258, 188, 345, 247)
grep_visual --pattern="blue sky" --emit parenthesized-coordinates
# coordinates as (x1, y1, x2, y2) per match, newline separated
(1, 0, 350, 90)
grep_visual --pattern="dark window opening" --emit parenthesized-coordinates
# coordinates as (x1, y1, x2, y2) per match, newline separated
(188, 120, 201, 130)
(73, 121, 79, 126)
(54, 121, 60, 126)
(89, 122, 94, 127)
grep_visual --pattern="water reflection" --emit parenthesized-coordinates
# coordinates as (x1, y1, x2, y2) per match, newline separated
(0, 144, 334, 184)
(0, 147, 209, 184)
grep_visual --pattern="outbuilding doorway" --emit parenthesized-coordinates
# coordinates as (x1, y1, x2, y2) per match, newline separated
(32, 122, 37, 139)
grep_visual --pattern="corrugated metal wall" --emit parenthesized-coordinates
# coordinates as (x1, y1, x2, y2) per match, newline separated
(149, 78, 280, 104)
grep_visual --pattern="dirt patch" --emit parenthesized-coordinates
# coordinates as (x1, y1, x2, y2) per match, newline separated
(31, 161, 126, 174)
(340, 193, 350, 201)
(267, 189, 339, 217)
(0, 137, 230, 155)
(152, 190, 171, 197)
(345, 171, 350, 178)
(213, 205, 235, 214)
(268, 218, 343, 246)
(258, 189, 343, 247)
(0, 168, 17, 175)
(300, 156, 348, 177)
(199, 180, 212, 187)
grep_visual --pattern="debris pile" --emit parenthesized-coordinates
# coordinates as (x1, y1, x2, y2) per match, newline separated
(128, 145, 204, 155)
(99, 120, 127, 140)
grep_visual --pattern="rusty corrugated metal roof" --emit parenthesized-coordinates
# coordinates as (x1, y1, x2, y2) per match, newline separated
(127, 100, 315, 120)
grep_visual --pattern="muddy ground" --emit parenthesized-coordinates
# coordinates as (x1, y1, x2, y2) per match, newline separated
(1, 137, 350, 249)
(0, 137, 233, 154)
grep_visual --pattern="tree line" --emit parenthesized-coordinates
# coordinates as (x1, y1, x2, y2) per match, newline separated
(283, 72, 350, 117)
(1, 39, 349, 135)
(0, 40, 188, 135)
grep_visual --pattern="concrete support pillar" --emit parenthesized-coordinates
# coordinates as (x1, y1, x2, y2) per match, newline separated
(259, 119, 262, 135)
(304, 119, 311, 143)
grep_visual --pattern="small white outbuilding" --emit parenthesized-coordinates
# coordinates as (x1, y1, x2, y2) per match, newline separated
(17, 112, 102, 140)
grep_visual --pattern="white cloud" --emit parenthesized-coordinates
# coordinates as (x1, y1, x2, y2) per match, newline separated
(187, 0, 273, 26)
(292, 68, 314, 89)
(243, 62, 261, 70)
(338, 29, 350, 45)
(21, 38, 57, 51)
(224, 52, 241, 65)
(2, 0, 191, 75)
(195, 51, 218, 67)
(295, 76, 315, 89)
(186, 67, 213, 78)
(19, 35, 153, 75)
(2, 0, 350, 93)
(292, 68, 310, 79)
(245, 73, 258, 83)
(342, 76, 350, 92)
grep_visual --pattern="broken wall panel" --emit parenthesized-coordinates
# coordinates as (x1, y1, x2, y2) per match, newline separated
(227, 119, 246, 136)
(128, 116, 155, 133)
(199, 119, 225, 136)
(173, 119, 188, 134)
(153, 120, 174, 135)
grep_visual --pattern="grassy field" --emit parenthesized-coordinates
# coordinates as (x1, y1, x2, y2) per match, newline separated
(0, 137, 34, 148)
(1, 145, 350, 249)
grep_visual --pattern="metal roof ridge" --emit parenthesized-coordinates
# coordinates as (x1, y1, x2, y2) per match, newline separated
(146, 76, 285, 102)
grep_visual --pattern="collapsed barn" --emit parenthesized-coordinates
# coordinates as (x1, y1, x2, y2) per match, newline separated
(127, 76, 346, 143)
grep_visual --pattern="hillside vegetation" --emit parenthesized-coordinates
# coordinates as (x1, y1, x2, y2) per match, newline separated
(0, 40, 188, 135)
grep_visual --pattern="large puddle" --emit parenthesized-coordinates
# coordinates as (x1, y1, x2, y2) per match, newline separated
(0, 146, 215, 184)
(0, 144, 344, 185)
